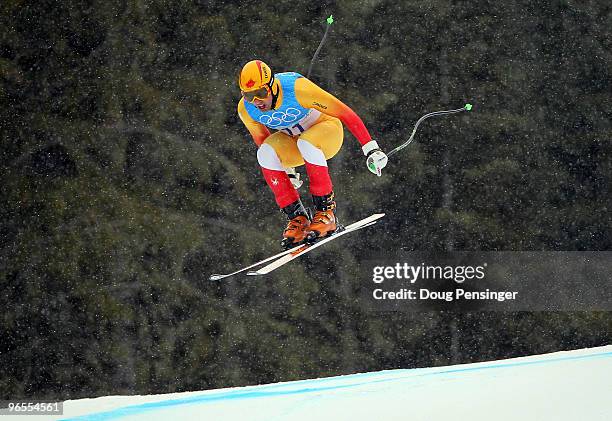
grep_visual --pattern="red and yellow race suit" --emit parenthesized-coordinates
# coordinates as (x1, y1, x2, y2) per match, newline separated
(237, 72, 372, 208)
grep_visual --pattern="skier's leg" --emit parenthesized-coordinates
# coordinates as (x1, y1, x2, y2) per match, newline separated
(297, 117, 344, 239)
(257, 132, 302, 208)
(296, 116, 343, 196)
(257, 132, 310, 248)
(264, 133, 305, 169)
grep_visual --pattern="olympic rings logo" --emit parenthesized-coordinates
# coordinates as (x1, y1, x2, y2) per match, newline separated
(259, 108, 303, 127)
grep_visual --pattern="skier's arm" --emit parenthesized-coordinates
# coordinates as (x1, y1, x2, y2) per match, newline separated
(237, 99, 271, 147)
(295, 78, 387, 176)
(294, 77, 372, 146)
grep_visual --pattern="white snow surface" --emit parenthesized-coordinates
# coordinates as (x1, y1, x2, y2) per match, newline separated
(22, 345, 612, 420)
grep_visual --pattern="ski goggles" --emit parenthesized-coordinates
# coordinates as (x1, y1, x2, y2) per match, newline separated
(242, 85, 270, 102)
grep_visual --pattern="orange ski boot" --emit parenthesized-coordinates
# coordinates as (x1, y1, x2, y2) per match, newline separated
(306, 192, 337, 242)
(280, 200, 311, 249)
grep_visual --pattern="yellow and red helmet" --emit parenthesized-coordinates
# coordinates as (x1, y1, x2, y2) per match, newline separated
(238, 60, 275, 102)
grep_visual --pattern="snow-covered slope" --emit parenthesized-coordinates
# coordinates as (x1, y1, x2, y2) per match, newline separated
(53, 345, 612, 420)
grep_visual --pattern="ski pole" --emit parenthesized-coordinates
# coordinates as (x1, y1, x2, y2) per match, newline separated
(307, 15, 334, 79)
(387, 103, 473, 158)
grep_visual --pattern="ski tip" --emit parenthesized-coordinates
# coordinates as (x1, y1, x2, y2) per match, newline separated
(209, 274, 224, 281)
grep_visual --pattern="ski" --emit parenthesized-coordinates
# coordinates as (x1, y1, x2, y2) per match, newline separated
(209, 213, 384, 280)
(209, 241, 310, 281)
(246, 213, 385, 276)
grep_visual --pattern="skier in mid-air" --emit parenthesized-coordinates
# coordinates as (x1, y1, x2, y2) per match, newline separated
(237, 60, 388, 249)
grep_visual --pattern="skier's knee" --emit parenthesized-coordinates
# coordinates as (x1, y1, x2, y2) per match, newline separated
(257, 143, 284, 171)
(297, 139, 327, 166)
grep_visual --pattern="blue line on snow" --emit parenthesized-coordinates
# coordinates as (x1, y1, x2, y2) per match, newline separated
(61, 349, 612, 421)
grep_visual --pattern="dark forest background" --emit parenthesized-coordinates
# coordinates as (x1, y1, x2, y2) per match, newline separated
(1, 0, 611, 400)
